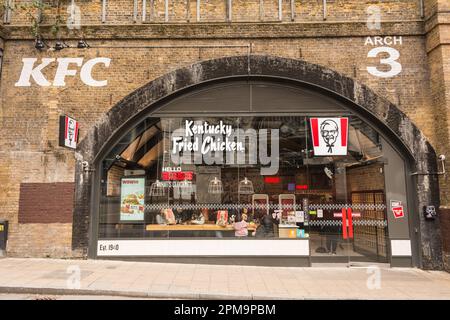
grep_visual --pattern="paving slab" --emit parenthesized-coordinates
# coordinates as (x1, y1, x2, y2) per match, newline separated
(0, 258, 449, 300)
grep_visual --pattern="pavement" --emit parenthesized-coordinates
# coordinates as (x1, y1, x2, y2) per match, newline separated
(0, 258, 450, 300)
(0, 293, 159, 300)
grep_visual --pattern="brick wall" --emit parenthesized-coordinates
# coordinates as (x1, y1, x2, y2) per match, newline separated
(4, 0, 423, 25)
(107, 166, 124, 197)
(7, 223, 74, 258)
(0, 0, 448, 261)
(347, 163, 384, 194)
(3, 182, 75, 258)
(425, 0, 450, 268)
(18, 182, 74, 223)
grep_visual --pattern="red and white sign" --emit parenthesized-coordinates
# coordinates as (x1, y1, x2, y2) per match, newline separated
(333, 212, 361, 218)
(310, 118, 349, 156)
(391, 200, 405, 219)
(392, 206, 404, 219)
(161, 171, 194, 181)
(59, 115, 79, 149)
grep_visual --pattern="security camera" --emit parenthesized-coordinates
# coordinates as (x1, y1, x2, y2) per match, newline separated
(439, 155, 446, 161)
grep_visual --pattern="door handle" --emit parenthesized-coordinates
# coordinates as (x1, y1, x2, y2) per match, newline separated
(341, 208, 348, 239)
(348, 207, 354, 239)
(341, 207, 354, 240)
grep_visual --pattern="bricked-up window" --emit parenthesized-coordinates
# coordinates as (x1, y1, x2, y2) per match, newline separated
(18, 183, 74, 224)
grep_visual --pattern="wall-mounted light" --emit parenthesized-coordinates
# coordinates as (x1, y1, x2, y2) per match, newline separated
(410, 154, 446, 176)
(35, 37, 46, 51)
(54, 41, 68, 51)
(77, 40, 90, 49)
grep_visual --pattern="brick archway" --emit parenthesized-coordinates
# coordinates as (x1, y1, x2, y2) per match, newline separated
(73, 55, 443, 269)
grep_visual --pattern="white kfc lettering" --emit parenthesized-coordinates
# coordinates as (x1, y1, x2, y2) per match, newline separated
(53, 58, 84, 86)
(15, 58, 55, 87)
(80, 57, 111, 87)
(15, 57, 111, 87)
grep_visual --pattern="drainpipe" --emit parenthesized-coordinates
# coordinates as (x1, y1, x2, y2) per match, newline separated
(150, 0, 154, 22)
(165, 0, 169, 22)
(186, 0, 190, 22)
(3, 0, 12, 24)
(101, 0, 107, 23)
(227, 0, 232, 22)
(197, 0, 200, 22)
(419, 0, 424, 19)
(142, 0, 146, 22)
(133, 0, 138, 22)
(259, 0, 264, 21)
(291, 0, 295, 22)
(278, 0, 282, 21)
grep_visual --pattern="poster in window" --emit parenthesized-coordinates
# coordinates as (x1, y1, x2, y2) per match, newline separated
(120, 177, 145, 221)
(310, 117, 349, 156)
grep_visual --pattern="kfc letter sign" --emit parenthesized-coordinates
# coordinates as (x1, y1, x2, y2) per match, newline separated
(310, 118, 349, 156)
(15, 57, 111, 87)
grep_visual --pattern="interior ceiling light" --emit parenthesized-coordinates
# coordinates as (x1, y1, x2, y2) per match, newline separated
(208, 177, 223, 194)
(149, 179, 165, 197)
(238, 177, 254, 194)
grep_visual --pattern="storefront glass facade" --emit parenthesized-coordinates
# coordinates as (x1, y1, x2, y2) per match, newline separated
(95, 81, 413, 265)
(99, 117, 390, 261)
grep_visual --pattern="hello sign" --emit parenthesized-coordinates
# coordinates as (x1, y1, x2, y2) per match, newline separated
(15, 57, 111, 87)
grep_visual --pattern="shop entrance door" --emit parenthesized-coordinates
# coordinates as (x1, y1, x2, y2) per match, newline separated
(307, 183, 389, 264)
(303, 117, 390, 265)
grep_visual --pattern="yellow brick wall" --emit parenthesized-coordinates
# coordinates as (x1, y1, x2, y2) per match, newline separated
(7, 223, 74, 258)
(4, 0, 423, 25)
(0, 0, 448, 258)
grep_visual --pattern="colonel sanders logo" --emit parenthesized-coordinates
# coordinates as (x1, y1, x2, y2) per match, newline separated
(320, 120, 339, 153)
(310, 118, 348, 156)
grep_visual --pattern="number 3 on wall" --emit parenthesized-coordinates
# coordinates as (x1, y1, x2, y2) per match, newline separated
(367, 47, 402, 78)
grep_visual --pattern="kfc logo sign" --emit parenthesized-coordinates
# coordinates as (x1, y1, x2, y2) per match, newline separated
(310, 118, 349, 156)
(15, 57, 111, 87)
(59, 115, 79, 149)
(391, 200, 405, 219)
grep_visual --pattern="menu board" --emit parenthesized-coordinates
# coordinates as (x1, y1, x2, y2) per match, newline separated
(120, 177, 145, 221)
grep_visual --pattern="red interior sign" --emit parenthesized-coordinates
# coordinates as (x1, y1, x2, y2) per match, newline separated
(392, 206, 404, 219)
(161, 171, 194, 181)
